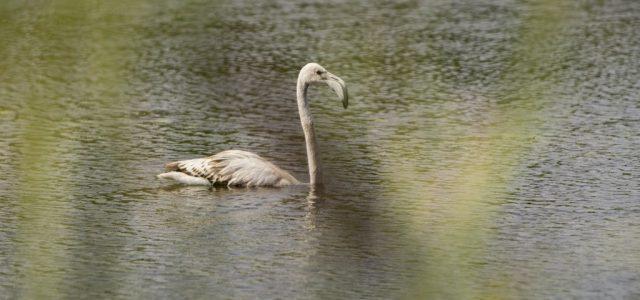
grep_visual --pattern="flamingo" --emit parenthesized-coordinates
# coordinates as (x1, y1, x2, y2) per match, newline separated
(157, 63, 348, 187)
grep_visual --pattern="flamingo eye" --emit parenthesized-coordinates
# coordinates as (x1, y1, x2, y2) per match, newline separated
(316, 70, 323, 75)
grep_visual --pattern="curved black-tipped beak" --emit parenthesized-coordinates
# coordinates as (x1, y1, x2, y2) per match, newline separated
(325, 72, 348, 109)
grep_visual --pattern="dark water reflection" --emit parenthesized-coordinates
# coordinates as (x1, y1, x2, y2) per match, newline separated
(1, 0, 639, 298)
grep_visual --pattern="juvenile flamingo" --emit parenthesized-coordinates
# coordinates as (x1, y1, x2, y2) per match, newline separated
(157, 63, 348, 187)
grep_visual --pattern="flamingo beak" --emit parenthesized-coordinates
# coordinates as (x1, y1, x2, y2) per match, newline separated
(325, 72, 348, 109)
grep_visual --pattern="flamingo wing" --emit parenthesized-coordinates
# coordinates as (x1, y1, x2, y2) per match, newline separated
(158, 150, 300, 187)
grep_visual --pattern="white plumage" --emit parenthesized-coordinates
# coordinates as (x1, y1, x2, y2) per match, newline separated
(157, 150, 299, 187)
(157, 63, 348, 187)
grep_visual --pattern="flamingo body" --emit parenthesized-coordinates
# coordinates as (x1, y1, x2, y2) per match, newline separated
(157, 150, 300, 187)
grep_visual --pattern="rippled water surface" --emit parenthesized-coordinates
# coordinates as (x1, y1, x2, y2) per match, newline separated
(1, 0, 639, 298)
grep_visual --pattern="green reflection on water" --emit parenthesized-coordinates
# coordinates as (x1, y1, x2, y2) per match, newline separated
(0, 1, 153, 297)
(369, 1, 575, 299)
(2, 0, 633, 298)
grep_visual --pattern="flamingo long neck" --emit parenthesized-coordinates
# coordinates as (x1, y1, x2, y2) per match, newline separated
(296, 78, 323, 187)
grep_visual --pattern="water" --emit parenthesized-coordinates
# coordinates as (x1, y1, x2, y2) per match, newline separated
(1, 0, 639, 298)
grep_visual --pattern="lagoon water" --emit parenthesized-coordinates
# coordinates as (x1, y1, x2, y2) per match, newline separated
(1, 0, 639, 298)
